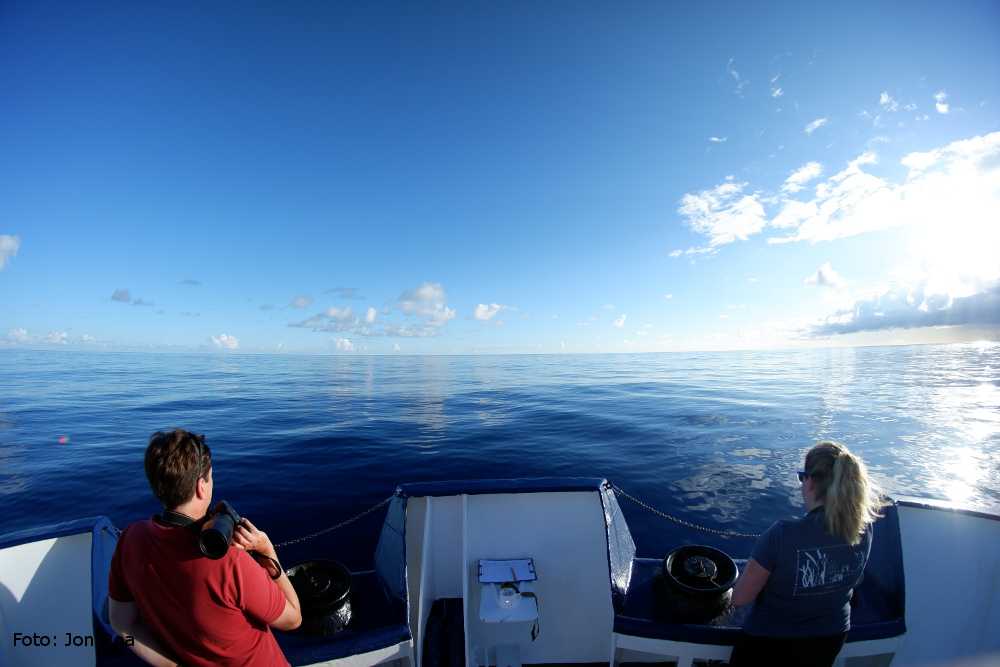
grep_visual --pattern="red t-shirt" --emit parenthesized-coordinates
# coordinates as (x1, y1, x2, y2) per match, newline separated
(108, 517, 289, 667)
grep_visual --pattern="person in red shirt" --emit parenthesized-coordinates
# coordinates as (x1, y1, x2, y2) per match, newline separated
(109, 429, 301, 666)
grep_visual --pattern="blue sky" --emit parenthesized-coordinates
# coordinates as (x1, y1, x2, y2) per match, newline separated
(2, 1, 998, 354)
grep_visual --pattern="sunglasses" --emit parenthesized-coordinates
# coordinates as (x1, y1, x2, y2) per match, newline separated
(797, 470, 809, 483)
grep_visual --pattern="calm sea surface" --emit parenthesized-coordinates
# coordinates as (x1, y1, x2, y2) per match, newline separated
(2, 344, 998, 570)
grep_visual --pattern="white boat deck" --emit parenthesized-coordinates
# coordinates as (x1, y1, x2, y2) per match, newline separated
(1, 480, 998, 667)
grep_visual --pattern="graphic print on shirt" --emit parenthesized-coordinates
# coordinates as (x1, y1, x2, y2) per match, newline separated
(793, 544, 866, 596)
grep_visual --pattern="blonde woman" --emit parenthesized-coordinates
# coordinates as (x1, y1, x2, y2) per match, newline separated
(729, 441, 884, 667)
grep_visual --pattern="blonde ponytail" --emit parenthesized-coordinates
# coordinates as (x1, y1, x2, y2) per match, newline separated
(805, 441, 884, 545)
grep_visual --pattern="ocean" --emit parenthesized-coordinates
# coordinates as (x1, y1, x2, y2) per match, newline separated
(2, 344, 998, 571)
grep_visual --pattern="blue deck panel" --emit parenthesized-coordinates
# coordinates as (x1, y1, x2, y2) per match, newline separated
(614, 558, 744, 645)
(613, 504, 907, 647)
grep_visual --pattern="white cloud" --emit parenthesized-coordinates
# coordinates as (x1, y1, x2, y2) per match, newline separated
(900, 133, 999, 180)
(726, 58, 748, 96)
(935, 90, 949, 114)
(805, 262, 848, 289)
(393, 343, 401, 352)
(682, 133, 1000, 252)
(679, 132, 1000, 339)
(770, 198, 817, 230)
(0, 235, 19, 270)
(333, 337, 354, 351)
(471, 303, 515, 325)
(290, 283, 456, 339)
(668, 249, 683, 258)
(396, 282, 456, 331)
(782, 162, 824, 194)
(709, 137, 728, 143)
(51, 331, 69, 345)
(211, 333, 239, 350)
(811, 283, 1000, 335)
(6, 328, 68, 345)
(613, 314, 627, 328)
(803, 133, 1000, 336)
(805, 118, 829, 134)
(291, 305, 368, 335)
(677, 179, 767, 248)
(398, 282, 446, 314)
(879, 92, 898, 112)
(771, 87, 783, 98)
(323, 286, 364, 299)
(291, 295, 313, 309)
(322, 306, 354, 320)
(772, 135, 1000, 246)
(768, 152, 899, 244)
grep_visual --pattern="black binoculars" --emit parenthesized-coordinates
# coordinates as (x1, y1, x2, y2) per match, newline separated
(198, 500, 242, 560)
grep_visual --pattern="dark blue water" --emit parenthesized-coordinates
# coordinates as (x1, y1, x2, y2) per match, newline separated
(2, 345, 998, 571)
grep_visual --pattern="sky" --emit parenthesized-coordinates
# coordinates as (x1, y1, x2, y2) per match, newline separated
(1, 1, 999, 355)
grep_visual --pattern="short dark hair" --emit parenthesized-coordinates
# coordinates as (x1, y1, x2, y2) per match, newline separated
(144, 428, 212, 509)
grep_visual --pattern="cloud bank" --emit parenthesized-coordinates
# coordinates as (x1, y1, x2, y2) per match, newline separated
(676, 131, 1000, 337)
(812, 284, 1000, 335)
(211, 333, 239, 349)
(290, 282, 457, 339)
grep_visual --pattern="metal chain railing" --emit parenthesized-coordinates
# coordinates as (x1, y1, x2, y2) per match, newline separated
(272, 484, 759, 548)
(274, 495, 394, 548)
(609, 482, 761, 539)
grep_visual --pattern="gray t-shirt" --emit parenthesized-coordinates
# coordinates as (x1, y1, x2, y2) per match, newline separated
(743, 507, 872, 638)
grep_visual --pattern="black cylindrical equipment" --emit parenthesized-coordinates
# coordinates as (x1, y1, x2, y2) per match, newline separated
(287, 560, 354, 635)
(660, 544, 738, 621)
